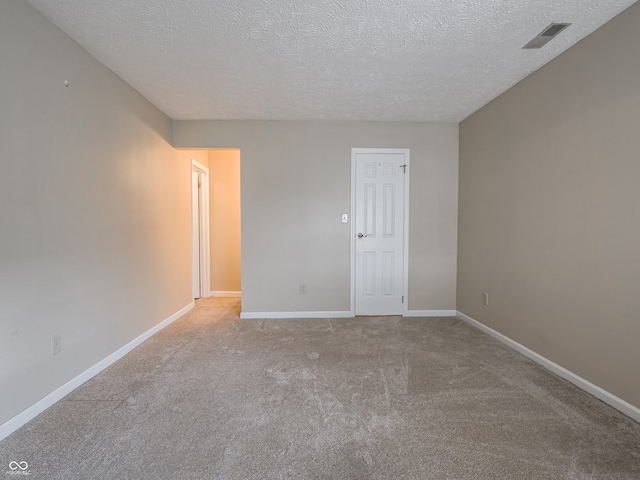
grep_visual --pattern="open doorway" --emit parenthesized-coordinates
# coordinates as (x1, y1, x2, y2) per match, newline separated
(179, 148, 242, 300)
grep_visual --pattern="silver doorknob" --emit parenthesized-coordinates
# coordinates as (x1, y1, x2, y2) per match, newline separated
(357, 233, 367, 238)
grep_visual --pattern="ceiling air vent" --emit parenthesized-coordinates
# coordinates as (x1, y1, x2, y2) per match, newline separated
(523, 23, 571, 49)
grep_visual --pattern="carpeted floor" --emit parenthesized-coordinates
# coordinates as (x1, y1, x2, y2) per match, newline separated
(1, 297, 639, 479)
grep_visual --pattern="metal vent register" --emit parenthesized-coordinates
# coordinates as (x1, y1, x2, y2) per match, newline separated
(523, 23, 571, 49)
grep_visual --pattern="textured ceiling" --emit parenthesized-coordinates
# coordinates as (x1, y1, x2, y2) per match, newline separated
(26, 0, 637, 122)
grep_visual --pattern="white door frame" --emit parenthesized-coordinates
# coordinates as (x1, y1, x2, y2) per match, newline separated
(192, 159, 210, 299)
(350, 148, 410, 316)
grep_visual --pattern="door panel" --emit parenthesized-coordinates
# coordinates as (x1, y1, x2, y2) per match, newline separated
(354, 150, 406, 315)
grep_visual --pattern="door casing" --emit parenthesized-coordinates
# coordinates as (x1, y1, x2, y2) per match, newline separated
(350, 148, 410, 316)
(192, 159, 210, 299)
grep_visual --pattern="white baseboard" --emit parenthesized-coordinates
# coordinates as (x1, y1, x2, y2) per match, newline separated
(0, 302, 195, 442)
(240, 310, 457, 319)
(456, 311, 640, 423)
(210, 291, 242, 298)
(404, 310, 457, 317)
(240, 311, 353, 319)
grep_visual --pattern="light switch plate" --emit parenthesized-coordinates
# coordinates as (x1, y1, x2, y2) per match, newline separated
(341, 213, 348, 223)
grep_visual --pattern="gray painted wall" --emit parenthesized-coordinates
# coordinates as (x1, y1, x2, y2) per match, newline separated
(174, 121, 459, 314)
(0, 1, 192, 425)
(458, 2, 640, 409)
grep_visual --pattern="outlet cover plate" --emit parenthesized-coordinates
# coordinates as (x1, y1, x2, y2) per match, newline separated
(51, 334, 62, 355)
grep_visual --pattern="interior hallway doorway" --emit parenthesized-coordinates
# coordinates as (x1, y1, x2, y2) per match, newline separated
(179, 149, 242, 300)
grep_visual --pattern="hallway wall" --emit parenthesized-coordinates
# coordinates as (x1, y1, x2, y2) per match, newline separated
(208, 149, 242, 295)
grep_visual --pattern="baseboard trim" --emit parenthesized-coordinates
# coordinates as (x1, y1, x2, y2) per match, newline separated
(210, 291, 242, 298)
(404, 310, 457, 317)
(240, 310, 458, 319)
(456, 311, 640, 423)
(240, 311, 353, 319)
(0, 302, 195, 442)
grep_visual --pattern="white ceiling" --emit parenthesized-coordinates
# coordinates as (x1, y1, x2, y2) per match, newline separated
(26, 0, 637, 122)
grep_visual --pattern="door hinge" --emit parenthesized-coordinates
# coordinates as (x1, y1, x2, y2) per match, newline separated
(402, 296, 404, 303)
(400, 165, 407, 173)
(198, 180, 201, 188)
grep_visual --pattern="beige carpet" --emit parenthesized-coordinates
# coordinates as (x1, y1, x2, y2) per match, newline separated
(1, 297, 639, 479)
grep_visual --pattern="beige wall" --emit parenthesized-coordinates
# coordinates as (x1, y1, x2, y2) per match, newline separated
(0, 1, 192, 425)
(174, 121, 459, 314)
(177, 149, 209, 169)
(208, 150, 242, 294)
(458, 2, 640, 409)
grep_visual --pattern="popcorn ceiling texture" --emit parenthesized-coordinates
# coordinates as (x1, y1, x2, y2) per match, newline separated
(26, 0, 636, 122)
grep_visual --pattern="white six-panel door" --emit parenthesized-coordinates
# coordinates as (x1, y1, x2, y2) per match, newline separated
(353, 149, 408, 315)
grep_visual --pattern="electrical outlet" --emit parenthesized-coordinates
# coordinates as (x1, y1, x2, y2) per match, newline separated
(482, 292, 489, 306)
(299, 283, 307, 294)
(51, 334, 62, 355)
